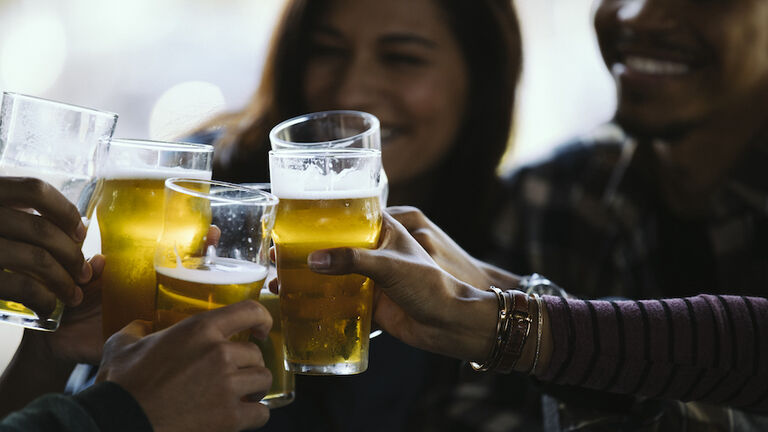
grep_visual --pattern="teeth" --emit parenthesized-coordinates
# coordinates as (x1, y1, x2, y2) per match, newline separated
(625, 56, 690, 75)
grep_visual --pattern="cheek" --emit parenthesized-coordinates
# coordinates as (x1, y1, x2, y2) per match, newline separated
(717, 22, 768, 97)
(399, 74, 466, 151)
(303, 60, 339, 109)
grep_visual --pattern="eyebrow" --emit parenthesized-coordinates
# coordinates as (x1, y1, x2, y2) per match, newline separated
(379, 33, 438, 49)
(312, 26, 437, 49)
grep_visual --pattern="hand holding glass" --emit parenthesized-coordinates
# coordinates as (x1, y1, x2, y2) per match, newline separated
(0, 92, 117, 331)
(153, 179, 292, 406)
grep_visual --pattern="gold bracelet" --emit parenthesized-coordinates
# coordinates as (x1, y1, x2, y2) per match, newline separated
(470, 286, 509, 371)
(495, 290, 533, 373)
(530, 293, 543, 375)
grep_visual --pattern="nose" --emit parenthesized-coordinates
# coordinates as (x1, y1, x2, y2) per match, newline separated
(617, 0, 678, 32)
(332, 53, 381, 112)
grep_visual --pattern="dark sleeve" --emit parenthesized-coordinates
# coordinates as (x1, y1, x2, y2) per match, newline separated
(539, 294, 768, 413)
(0, 382, 153, 432)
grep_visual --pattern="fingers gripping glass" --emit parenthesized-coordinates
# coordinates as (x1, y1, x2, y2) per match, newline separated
(269, 148, 382, 375)
(0, 92, 117, 331)
(153, 179, 293, 407)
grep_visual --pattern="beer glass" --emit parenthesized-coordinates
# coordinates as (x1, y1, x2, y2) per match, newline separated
(96, 139, 212, 339)
(269, 148, 382, 375)
(254, 288, 295, 408)
(241, 183, 296, 406)
(0, 92, 117, 331)
(269, 110, 388, 206)
(153, 179, 288, 405)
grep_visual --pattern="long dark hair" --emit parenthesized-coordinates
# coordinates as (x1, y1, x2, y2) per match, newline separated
(208, 0, 521, 256)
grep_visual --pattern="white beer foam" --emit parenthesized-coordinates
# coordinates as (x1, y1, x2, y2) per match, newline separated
(156, 258, 268, 285)
(103, 167, 212, 181)
(271, 167, 378, 199)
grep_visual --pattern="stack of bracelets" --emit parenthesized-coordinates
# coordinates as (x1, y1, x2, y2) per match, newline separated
(470, 273, 562, 374)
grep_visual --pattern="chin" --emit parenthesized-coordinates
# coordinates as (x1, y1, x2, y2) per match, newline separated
(615, 103, 709, 140)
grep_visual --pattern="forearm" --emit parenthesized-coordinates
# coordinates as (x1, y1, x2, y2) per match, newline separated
(539, 295, 768, 412)
(0, 330, 75, 417)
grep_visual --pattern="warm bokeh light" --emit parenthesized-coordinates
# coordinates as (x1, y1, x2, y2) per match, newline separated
(0, 12, 67, 94)
(149, 81, 226, 141)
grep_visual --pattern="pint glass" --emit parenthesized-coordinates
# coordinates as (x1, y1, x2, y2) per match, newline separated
(254, 288, 295, 407)
(241, 183, 295, 406)
(269, 110, 388, 206)
(0, 92, 117, 331)
(269, 148, 382, 375)
(96, 139, 212, 339)
(153, 179, 287, 404)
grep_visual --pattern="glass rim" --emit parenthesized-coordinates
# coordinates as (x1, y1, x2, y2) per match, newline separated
(268, 148, 381, 159)
(165, 178, 280, 206)
(269, 110, 380, 149)
(2, 92, 119, 120)
(109, 138, 213, 153)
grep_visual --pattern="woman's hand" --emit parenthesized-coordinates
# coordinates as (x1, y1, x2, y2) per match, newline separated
(387, 206, 520, 289)
(0, 177, 91, 315)
(97, 300, 273, 432)
(306, 212, 498, 362)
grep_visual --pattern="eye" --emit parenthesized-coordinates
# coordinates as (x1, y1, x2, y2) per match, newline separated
(381, 52, 429, 67)
(310, 42, 348, 59)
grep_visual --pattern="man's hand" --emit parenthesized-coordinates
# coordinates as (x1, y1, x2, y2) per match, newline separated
(0, 177, 91, 315)
(97, 300, 273, 432)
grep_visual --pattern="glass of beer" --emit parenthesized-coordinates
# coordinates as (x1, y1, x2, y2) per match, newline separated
(0, 92, 118, 331)
(269, 110, 387, 206)
(269, 148, 382, 375)
(96, 139, 212, 339)
(241, 183, 295, 407)
(253, 288, 295, 408)
(153, 179, 287, 404)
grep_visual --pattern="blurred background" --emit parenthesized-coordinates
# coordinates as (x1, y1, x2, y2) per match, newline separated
(0, 0, 614, 370)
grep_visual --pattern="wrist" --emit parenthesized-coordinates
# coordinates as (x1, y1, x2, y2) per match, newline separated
(441, 280, 498, 361)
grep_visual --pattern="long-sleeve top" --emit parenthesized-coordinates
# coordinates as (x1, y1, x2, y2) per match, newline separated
(0, 381, 152, 432)
(540, 294, 768, 413)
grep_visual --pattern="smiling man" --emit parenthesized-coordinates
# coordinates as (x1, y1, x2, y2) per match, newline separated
(485, 0, 768, 429)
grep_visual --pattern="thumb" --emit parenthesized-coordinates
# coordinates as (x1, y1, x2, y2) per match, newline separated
(308, 247, 395, 286)
(105, 320, 152, 351)
(87, 254, 106, 280)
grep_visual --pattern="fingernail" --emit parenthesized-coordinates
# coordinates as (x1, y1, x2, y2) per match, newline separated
(75, 221, 87, 242)
(79, 260, 92, 283)
(307, 251, 331, 270)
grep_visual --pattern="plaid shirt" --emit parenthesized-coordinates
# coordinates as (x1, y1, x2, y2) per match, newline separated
(492, 124, 768, 300)
(438, 124, 768, 431)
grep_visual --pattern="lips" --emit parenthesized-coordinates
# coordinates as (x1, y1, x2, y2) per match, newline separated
(611, 38, 709, 81)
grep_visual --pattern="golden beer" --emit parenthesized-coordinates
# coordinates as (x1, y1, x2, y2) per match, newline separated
(255, 289, 295, 407)
(154, 258, 267, 341)
(272, 194, 381, 374)
(97, 170, 211, 338)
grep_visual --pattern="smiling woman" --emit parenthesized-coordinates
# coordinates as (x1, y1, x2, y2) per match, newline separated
(191, 0, 521, 430)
